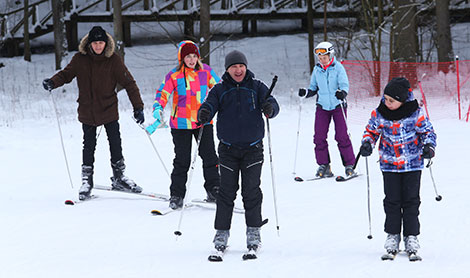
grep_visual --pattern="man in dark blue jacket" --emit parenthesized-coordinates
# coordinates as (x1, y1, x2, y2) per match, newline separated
(197, 50, 280, 257)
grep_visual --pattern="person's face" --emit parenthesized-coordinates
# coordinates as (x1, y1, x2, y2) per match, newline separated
(227, 64, 246, 83)
(91, 41, 106, 55)
(184, 53, 199, 69)
(384, 94, 403, 110)
(318, 54, 331, 66)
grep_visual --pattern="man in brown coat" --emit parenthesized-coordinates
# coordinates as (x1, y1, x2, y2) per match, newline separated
(43, 26, 145, 200)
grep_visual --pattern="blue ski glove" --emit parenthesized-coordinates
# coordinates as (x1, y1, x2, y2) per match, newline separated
(152, 104, 163, 122)
(261, 101, 274, 118)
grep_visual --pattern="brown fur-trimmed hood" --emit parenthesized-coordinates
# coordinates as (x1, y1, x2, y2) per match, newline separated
(78, 32, 115, 57)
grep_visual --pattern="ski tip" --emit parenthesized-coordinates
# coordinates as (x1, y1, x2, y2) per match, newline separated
(174, 231, 182, 236)
(335, 176, 345, 182)
(294, 176, 304, 182)
(261, 218, 269, 226)
(150, 209, 162, 215)
(64, 200, 75, 205)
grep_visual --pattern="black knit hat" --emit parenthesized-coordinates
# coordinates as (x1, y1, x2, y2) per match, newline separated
(88, 26, 108, 44)
(225, 50, 248, 70)
(384, 77, 410, 103)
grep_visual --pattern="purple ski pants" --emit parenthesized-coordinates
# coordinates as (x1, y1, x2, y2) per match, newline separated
(314, 105, 355, 166)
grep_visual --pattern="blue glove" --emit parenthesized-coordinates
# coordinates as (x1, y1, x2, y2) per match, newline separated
(152, 104, 163, 122)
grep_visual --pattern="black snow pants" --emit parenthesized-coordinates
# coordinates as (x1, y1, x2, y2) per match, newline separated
(383, 170, 422, 236)
(215, 142, 264, 230)
(169, 124, 220, 198)
(82, 120, 123, 166)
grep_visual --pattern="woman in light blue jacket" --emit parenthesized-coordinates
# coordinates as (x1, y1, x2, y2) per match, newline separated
(299, 41, 355, 178)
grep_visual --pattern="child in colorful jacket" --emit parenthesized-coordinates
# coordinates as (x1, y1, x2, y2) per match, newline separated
(299, 41, 356, 178)
(149, 40, 221, 209)
(359, 77, 437, 258)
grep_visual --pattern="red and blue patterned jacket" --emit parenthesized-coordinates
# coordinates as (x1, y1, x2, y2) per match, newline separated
(362, 93, 437, 172)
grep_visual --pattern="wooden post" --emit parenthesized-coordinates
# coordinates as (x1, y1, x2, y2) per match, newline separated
(123, 20, 131, 47)
(307, 0, 314, 72)
(113, 0, 125, 59)
(323, 0, 327, 41)
(200, 0, 210, 64)
(65, 14, 78, 51)
(52, 0, 66, 70)
(24, 0, 31, 62)
(242, 20, 249, 33)
(143, 0, 149, 10)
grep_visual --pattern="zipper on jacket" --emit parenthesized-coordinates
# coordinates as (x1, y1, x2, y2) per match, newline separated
(172, 105, 178, 119)
(251, 91, 256, 110)
(220, 163, 235, 172)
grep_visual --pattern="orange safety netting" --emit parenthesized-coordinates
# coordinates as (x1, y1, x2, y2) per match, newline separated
(341, 60, 470, 123)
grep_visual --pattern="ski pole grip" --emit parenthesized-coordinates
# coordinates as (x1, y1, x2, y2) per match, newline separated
(265, 75, 278, 100)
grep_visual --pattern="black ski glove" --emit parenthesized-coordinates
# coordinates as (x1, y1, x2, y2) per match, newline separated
(299, 88, 317, 98)
(133, 108, 145, 124)
(335, 90, 347, 100)
(360, 141, 373, 157)
(422, 143, 435, 159)
(197, 107, 211, 125)
(43, 78, 54, 91)
(261, 101, 274, 118)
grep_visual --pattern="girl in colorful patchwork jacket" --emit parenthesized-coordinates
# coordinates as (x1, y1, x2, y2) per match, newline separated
(359, 77, 437, 257)
(148, 40, 221, 209)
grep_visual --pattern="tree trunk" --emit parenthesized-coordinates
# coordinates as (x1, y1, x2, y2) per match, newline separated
(112, 0, 124, 59)
(52, 0, 66, 70)
(200, 0, 210, 65)
(23, 0, 31, 62)
(391, 0, 418, 86)
(391, 0, 418, 62)
(307, 0, 314, 72)
(435, 0, 453, 72)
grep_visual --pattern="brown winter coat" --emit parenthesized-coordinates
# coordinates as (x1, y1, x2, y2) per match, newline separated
(50, 33, 143, 126)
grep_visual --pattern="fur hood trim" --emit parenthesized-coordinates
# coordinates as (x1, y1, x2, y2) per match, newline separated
(78, 32, 115, 57)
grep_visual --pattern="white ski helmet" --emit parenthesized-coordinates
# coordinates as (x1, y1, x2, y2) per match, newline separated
(314, 41, 334, 57)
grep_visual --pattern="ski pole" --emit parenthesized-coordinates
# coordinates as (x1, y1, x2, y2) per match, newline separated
(265, 75, 281, 236)
(365, 156, 373, 239)
(174, 126, 205, 238)
(136, 121, 170, 178)
(426, 159, 442, 202)
(292, 97, 302, 176)
(339, 100, 351, 138)
(49, 89, 74, 189)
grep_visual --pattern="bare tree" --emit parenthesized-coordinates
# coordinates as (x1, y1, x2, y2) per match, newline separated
(307, 0, 314, 72)
(360, 0, 385, 95)
(200, 0, 210, 65)
(113, 0, 124, 59)
(390, 0, 418, 63)
(390, 0, 418, 85)
(435, 0, 453, 72)
(23, 0, 31, 62)
(52, 0, 66, 70)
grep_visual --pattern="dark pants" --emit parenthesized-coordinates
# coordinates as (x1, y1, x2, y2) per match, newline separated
(215, 142, 264, 230)
(170, 124, 220, 198)
(383, 171, 422, 236)
(314, 105, 355, 166)
(82, 120, 123, 166)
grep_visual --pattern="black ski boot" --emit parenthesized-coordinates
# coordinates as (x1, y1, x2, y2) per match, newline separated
(110, 159, 142, 193)
(169, 196, 184, 210)
(205, 186, 219, 203)
(79, 165, 94, 200)
(315, 164, 334, 178)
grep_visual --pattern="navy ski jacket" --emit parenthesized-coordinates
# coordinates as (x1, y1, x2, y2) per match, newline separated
(200, 70, 280, 148)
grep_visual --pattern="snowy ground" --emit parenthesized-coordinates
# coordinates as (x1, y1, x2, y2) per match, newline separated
(1, 34, 470, 277)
